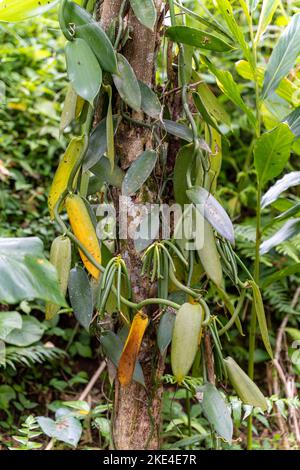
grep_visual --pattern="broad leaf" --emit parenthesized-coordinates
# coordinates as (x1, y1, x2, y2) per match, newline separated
(0, 238, 67, 306)
(284, 106, 300, 137)
(37, 415, 82, 448)
(215, 0, 251, 63)
(122, 150, 157, 196)
(197, 383, 233, 443)
(260, 219, 300, 254)
(254, 123, 294, 187)
(83, 117, 119, 172)
(100, 331, 145, 386)
(68, 267, 93, 331)
(113, 54, 141, 112)
(0, 312, 22, 341)
(285, 328, 300, 341)
(105, 85, 115, 170)
(202, 57, 256, 127)
(65, 38, 102, 105)
(196, 81, 231, 126)
(173, 144, 195, 206)
(129, 0, 157, 31)
(187, 186, 235, 244)
(139, 80, 162, 119)
(255, 0, 280, 43)
(0, 0, 59, 22)
(249, 281, 273, 358)
(261, 171, 300, 208)
(157, 309, 175, 355)
(91, 158, 124, 189)
(162, 119, 193, 142)
(262, 14, 300, 99)
(5, 316, 46, 347)
(166, 26, 232, 52)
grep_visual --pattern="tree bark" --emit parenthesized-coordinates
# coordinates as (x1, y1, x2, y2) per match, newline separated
(96, 0, 165, 450)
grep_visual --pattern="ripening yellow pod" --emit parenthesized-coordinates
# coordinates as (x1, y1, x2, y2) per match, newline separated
(171, 302, 204, 383)
(66, 193, 101, 279)
(118, 311, 149, 386)
(48, 136, 84, 219)
(45, 236, 72, 320)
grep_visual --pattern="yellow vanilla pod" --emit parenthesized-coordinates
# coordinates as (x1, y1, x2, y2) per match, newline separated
(48, 136, 84, 219)
(66, 193, 101, 279)
(224, 356, 268, 410)
(118, 311, 149, 386)
(198, 219, 223, 287)
(45, 236, 72, 320)
(171, 302, 204, 383)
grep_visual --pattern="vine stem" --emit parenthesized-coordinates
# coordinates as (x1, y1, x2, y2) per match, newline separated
(247, 10, 262, 450)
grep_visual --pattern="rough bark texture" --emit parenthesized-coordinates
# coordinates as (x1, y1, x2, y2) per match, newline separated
(96, 0, 165, 450)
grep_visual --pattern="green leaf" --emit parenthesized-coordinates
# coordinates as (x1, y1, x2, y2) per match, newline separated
(104, 85, 115, 170)
(196, 81, 231, 126)
(202, 57, 256, 127)
(62, 0, 118, 74)
(113, 54, 141, 112)
(0, 312, 22, 341)
(0, 0, 59, 22)
(260, 219, 300, 254)
(197, 383, 233, 443)
(0, 238, 67, 306)
(285, 328, 300, 341)
(261, 263, 300, 288)
(65, 38, 102, 105)
(91, 158, 124, 189)
(261, 171, 300, 208)
(262, 14, 300, 99)
(5, 316, 46, 347)
(129, 0, 157, 31)
(162, 119, 193, 142)
(122, 150, 157, 196)
(249, 280, 273, 358)
(68, 267, 93, 331)
(138, 80, 162, 119)
(166, 26, 232, 52)
(215, 0, 251, 62)
(193, 92, 220, 132)
(100, 331, 145, 387)
(187, 186, 235, 244)
(173, 144, 194, 206)
(60, 85, 79, 134)
(157, 310, 175, 355)
(255, 0, 280, 43)
(284, 106, 300, 137)
(83, 116, 119, 172)
(0, 385, 16, 410)
(254, 123, 294, 187)
(37, 415, 82, 448)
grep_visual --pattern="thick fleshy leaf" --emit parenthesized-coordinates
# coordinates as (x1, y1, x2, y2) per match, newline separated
(157, 309, 175, 355)
(68, 267, 93, 331)
(262, 14, 300, 99)
(37, 415, 82, 448)
(173, 144, 194, 206)
(65, 38, 102, 105)
(113, 54, 141, 112)
(5, 316, 46, 347)
(255, 0, 280, 43)
(215, 0, 251, 62)
(162, 119, 193, 142)
(0, 0, 59, 22)
(139, 80, 162, 119)
(260, 219, 300, 254)
(202, 57, 256, 127)
(249, 281, 273, 358)
(60, 85, 82, 134)
(105, 85, 115, 170)
(193, 92, 220, 132)
(284, 106, 300, 137)
(62, 0, 117, 73)
(91, 158, 124, 188)
(0, 312, 22, 341)
(0, 238, 67, 306)
(100, 331, 145, 386)
(83, 117, 119, 172)
(196, 81, 231, 126)
(197, 383, 233, 443)
(187, 186, 235, 244)
(261, 171, 300, 208)
(254, 123, 294, 187)
(166, 26, 232, 52)
(129, 0, 157, 31)
(122, 150, 157, 196)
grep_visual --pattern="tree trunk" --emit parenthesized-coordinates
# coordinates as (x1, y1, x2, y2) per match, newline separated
(96, 0, 165, 450)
